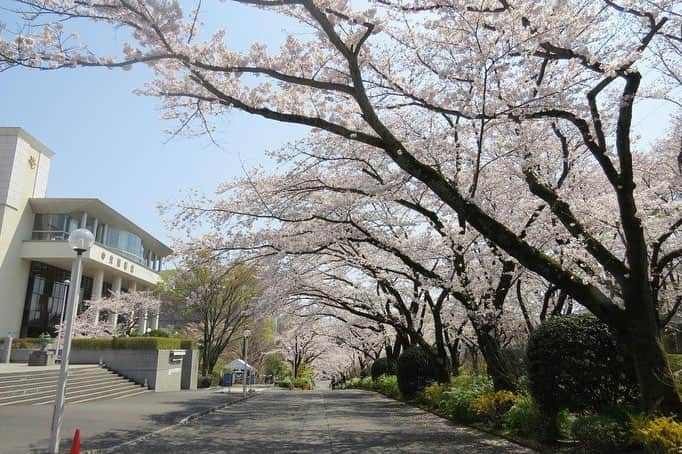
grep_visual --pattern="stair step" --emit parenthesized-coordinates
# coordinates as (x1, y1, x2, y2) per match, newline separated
(30, 382, 146, 406)
(33, 385, 149, 405)
(0, 374, 135, 402)
(1, 381, 145, 406)
(0, 365, 145, 407)
(0, 367, 101, 384)
(0, 370, 118, 393)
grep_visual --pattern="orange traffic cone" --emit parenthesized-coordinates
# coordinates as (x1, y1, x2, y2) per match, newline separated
(70, 428, 81, 454)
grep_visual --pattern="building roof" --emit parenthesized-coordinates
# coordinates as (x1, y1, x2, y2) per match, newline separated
(29, 198, 173, 256)
(223, 359, 255, 371)
(0, 127, 55, 158)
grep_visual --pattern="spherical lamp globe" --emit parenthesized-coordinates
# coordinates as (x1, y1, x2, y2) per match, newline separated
(68, 228, 95, 253)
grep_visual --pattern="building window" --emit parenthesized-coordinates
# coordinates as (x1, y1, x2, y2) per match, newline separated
(21, 261, 93, 337)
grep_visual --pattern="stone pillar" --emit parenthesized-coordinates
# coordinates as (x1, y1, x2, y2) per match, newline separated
(137, 310, 148, 335)
(111, 275, 122, 330)
(129, 281, 137, 292)
(92, 269, 104, 325)
(80, 211, 88, 228)
(2, 336, 12, 363)
(152, 312, 160, 330)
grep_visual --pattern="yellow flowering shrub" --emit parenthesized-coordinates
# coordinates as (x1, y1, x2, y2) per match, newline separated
(632, 416, 682, 454)
(473, 391, 518, 425)
(423, 383, 449, 407)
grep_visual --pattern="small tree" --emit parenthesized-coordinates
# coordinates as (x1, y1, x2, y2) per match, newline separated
(163, 255, 260, 376)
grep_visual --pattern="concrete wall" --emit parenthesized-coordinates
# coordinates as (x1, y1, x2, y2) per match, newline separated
(70, 348, 198, 392)
(0, 129, 52, 338)
(181, 349, 199, 390)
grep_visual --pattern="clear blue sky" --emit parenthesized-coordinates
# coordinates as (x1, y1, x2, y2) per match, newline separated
(0, 2, 675, 248)
(0, 2, 309, 246)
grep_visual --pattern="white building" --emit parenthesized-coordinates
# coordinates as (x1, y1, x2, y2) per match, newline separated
(0, 127, 172, 338)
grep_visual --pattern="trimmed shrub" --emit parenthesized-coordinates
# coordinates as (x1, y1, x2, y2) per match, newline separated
(371, 357, 396, 381)
(197, 374, 219, 388)
(4, 338, 43, 349)
(632, 416, 682, 454)
(346, 377, 362, 388)
(72, 337, 196, 350)
(503, 395, 545, 438)
(146, 329, 170, 337)
(526, 314, 638, 418)
(441, 375, 493, 422)
(293, 376, 313, 390)
(473, 390, 518, 427)
(397, 346, 437, 399)
(277, 377, 293, 389)
(360, 376, 373, 389)
(571, 414, 633, 453)
(375, 375, 400, 399)
(422, 383, 449, 408)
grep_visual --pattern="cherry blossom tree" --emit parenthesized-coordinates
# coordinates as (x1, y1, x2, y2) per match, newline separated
(2, 0, 681, 411)
(70, 290, 161, 337)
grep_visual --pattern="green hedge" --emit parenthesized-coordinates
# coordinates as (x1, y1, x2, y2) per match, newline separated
(0, 338, 44, 349)
(72, 337, 196, 350)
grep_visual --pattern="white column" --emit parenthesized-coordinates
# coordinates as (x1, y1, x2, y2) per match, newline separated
(92, 270, 104, 326)
(111, 276, 122, 330)
(80, 211, 87, 228)
(129, 281, 137, 292)
(137, 310, 148, 335)
(152, 312, 160, 330)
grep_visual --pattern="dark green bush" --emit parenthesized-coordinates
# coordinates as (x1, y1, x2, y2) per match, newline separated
(371, 357, 396, 381)
(72, 337, 196, 350)
(572, 413, 634, 453)
(397, 345, 437, 399)
(146, 329, 170, 337)
(526, 314, 638, 419)
(197, 374, 220, 388)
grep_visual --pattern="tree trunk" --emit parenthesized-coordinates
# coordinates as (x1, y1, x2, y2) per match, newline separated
(621, 305, 681, 414)
(474, 326, 515, 391)
(470, 346, 480, 374)
(447, 342, 460, 377)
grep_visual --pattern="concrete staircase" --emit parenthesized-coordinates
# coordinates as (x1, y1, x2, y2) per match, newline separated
(0, 365, 149, 406)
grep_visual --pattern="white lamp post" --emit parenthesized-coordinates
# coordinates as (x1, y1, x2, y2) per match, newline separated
(48, 229, 94, 454)
(54, 280, 70, 361)
(242, 329, 251, 398)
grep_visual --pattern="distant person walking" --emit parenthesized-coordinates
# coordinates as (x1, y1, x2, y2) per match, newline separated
(331, 375, 337, 391)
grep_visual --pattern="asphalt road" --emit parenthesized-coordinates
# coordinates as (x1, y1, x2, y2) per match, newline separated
(112, 389, 535, 453)
(0, 389, 245, 453)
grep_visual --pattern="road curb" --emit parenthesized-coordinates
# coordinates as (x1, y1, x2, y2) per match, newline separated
(82, 392, 258, 453)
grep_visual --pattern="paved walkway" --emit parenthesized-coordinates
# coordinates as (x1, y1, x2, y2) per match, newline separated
(0, 389, 246, 453)
(112, 389, 535, 453)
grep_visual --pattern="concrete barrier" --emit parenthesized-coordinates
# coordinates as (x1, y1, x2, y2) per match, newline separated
(70, 348, 198, 392)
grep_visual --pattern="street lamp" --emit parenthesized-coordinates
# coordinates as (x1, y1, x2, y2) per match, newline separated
(242, 329, 251, 398)
(49, 228, 94, 454)
(54, 280, 70, 362)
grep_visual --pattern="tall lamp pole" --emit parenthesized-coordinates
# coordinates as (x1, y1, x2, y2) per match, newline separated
(242, 329, 251, 398)
(54, 280, 70, 362)
(48, 229, 94, 454)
